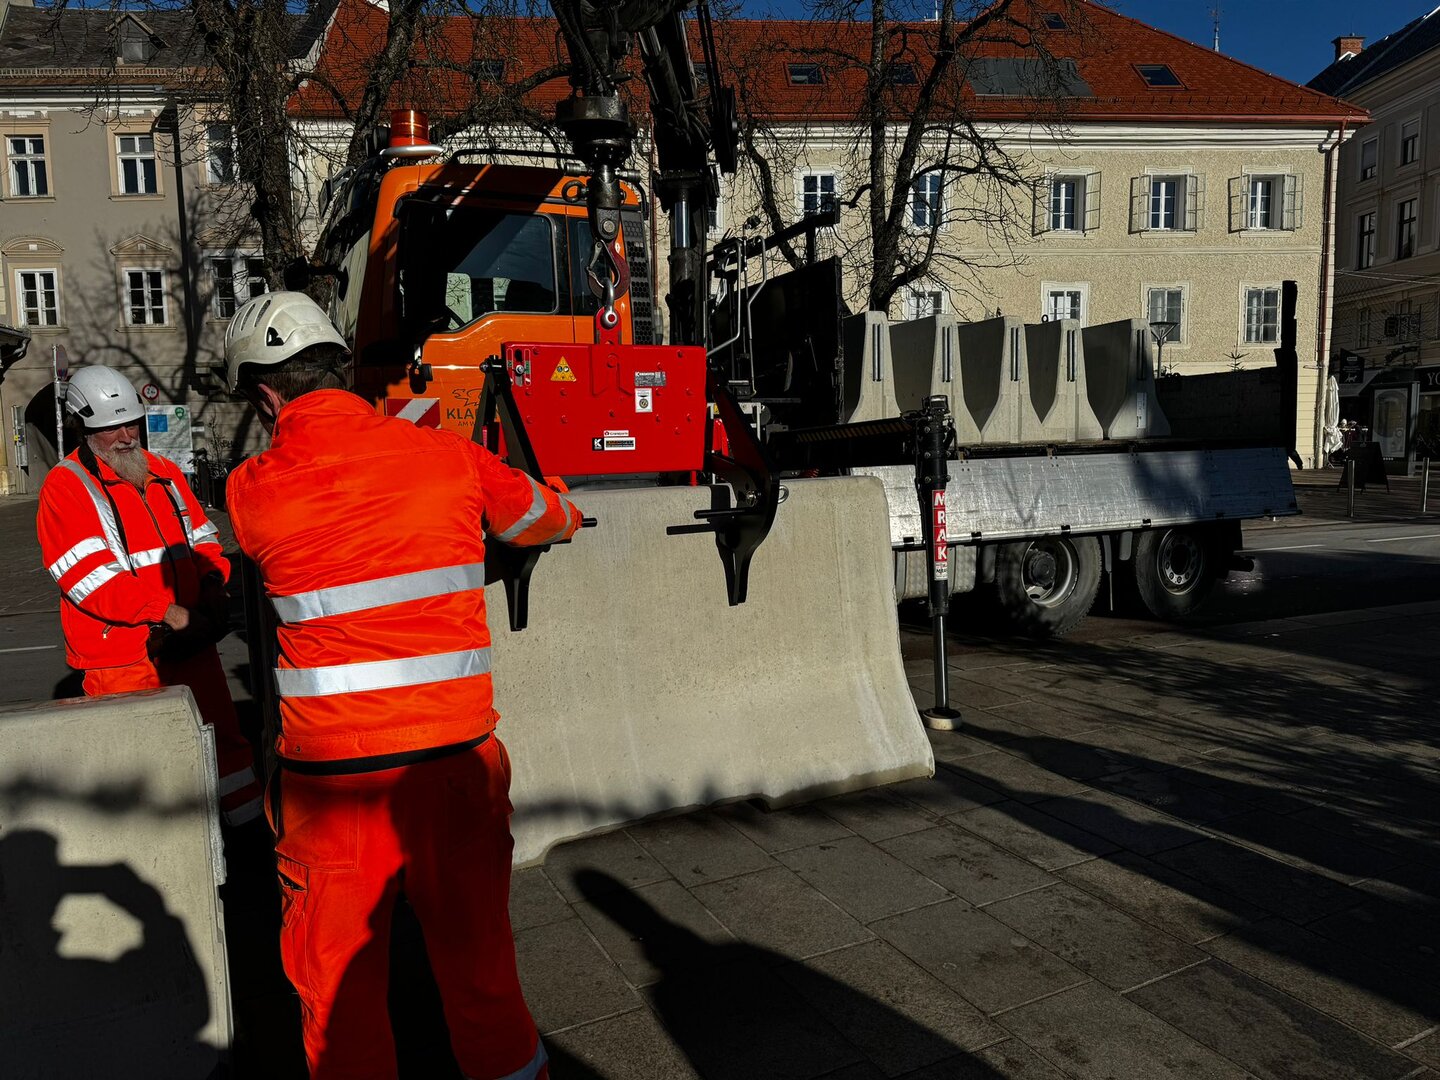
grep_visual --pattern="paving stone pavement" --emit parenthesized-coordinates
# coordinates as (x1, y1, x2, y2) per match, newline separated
(514, 602, 1440, 1080)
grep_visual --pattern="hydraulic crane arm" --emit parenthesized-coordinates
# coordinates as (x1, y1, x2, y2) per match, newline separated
(551, 0, 738, 346)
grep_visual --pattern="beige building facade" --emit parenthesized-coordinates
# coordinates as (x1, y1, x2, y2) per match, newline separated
(691, 120, 1346, 465)
(1310, 13, 1440, 470)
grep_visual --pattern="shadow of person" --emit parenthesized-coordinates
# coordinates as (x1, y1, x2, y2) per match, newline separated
(51, 669, 85, 700)
(569, 868, 1010, 1080)
(0, 828, 221, 1079)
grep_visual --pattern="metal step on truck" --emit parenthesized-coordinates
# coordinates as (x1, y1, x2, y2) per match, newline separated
(708, 228, 1302, 640)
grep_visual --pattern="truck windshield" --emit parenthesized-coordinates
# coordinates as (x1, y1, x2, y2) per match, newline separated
(398, 207, 558, 331)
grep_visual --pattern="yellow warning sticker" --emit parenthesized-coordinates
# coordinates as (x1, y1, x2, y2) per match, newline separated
(551, 356, 577, 382)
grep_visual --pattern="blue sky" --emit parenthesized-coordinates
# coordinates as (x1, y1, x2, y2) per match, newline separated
(1107, 0, 1433, 85)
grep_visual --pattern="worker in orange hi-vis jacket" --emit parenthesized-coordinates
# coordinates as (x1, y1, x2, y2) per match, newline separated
(36, 365, 264, 832)
(222, 292, 581, 1080)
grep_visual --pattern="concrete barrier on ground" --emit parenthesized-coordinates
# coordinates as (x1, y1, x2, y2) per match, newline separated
(841, 312, 902, 422)
(1080, 320, 1172, 440)
(1022, 319, 1104, 443)
(488, 477, 934, 866)
(953, 316, 1027, 443)
(0, 688, 231, 1079)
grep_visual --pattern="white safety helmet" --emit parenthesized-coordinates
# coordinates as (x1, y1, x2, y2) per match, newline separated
(222, 290, 349, 392)
(64, 366, 143, 430)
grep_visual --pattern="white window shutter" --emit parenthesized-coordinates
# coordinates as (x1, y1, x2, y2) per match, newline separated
(1130, 175, 1146, 233)
(1229, 175, 1245, 232)
(1186, 173, 1206, 232)
(1283, 174, 1303, 231)
(1033, 179, 1049, 236)
(1084, 171, 1101, 232)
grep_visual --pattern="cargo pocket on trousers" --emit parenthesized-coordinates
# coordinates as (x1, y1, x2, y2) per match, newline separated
(275, 854, 312, 997)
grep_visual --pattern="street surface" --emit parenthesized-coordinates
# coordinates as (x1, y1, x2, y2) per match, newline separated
(1, 470, 1438, 1078)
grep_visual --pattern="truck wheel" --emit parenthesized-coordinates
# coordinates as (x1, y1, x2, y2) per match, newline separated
(1132, 526, 1216, 620)
(992, 536, 1101, 638)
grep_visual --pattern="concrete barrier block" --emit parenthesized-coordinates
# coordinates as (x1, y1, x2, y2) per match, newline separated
(841, 312, 902, 422)
(1022, 320, 1104, 442)
(489, 477, 934, 866)
(1080, 320, 1172, 440)
(954, 317, 1028, 443)
(0, 688, 231, 1079)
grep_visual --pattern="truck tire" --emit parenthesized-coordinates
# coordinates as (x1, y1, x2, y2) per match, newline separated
(1132, 526, 1217, 620)
(992, 536, 1101, 638)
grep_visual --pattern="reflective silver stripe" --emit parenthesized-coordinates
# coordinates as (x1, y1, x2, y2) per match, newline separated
(222, 794, 263, 826)
(67, 561, 123, 603)
(271, 563, 486, 624)
(274, 647, 491, 698)
(476, 1040, 548, 1080)
(218, 764, 258, 797)
(48, 536, 109, 581)
(531, 513, 575, 547)
(190, 521, 219, 547)
(130, 544, 193, 569)
(58, 460, 130, 571)
(492, 476, 550, 543)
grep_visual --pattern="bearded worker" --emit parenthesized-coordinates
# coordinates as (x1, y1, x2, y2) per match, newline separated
(222, 291, 582, 1080)
(35, 366, 263, 830)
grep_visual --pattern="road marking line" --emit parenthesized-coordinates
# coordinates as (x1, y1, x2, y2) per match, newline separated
(1244, 544, 1324, 552)
(1364, 533, 1440, 543)
(0, 645, 57, 654)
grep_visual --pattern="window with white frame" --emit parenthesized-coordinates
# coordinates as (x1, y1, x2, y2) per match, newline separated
(801, 171, 836, 217)
(1401, 119, 1420, 166)
(1357, 211, 1376, 268)
(910, 173, 943, 229)
(205, 123, 235, 185)
(124, 269, 167, 325)
(209, 253, 267, 318)
(1396, 198, 1418, 259)
(16, 269, 60, 326)
(7, 135, 49, 197)
(1243, 286, 1280, 344)
(1050, 175, 1083, 231)
(117, 133, 158, 194)
(707, 195, 722, 235)
(1149, 176, 1182, 230)
(1246, 176, 1278, 229)
(1044, 284, 1087, 323)
(1147, 286, 1184, 344)
(907, 289, 944, 320)
(1359, 138, 1378, 181)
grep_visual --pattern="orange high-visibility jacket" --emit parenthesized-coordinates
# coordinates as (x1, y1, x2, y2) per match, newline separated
(226, 390, 582, 772)
(37, 448, 228, 670)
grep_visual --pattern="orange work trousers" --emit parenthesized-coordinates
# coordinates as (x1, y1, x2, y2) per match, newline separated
(270, 735, 547, 1080)
(84, 648, 262, 826)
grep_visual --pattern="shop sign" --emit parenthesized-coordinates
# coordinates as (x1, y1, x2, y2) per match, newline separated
(1339, 354, 1365, 385)
(1417, 366, 1440, 393)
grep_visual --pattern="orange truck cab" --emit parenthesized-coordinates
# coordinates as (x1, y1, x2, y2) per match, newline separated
(318, 157, 656, 442)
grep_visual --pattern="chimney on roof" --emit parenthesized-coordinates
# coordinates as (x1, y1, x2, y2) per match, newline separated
(1333, 35, 1365, 61)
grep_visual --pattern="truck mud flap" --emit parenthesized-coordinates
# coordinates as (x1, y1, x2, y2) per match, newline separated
(0, 688, 232, 1077)
(489, 476, 934, 866)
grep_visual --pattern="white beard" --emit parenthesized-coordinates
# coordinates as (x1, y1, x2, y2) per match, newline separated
(90, 438, 150, 487)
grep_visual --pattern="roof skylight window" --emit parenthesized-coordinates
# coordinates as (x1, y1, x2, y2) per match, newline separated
(887, 62, 918, 85)
(787, 62, 824, 85)
(1041, 12, 1068, 30)
(1136, 63, 1183, 88)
